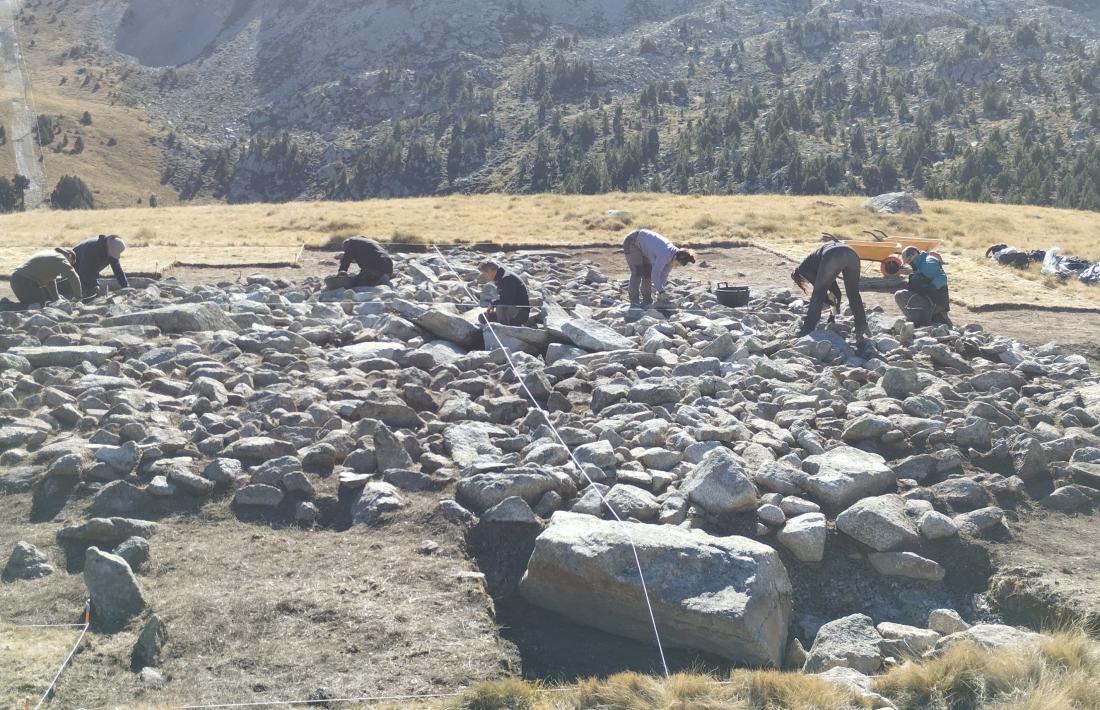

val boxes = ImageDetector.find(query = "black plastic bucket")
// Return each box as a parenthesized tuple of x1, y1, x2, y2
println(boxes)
(715, 283, 750, 307)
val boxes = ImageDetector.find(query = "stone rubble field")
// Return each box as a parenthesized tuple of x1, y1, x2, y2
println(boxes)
(3, 248, 1100, 703)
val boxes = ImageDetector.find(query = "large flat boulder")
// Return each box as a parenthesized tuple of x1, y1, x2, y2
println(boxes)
(803, 613, 884, 675)
(444, 422, 506, 467)
(680, 447, 757, 515)
(931, 623, 1043, 655)
(544, 301, 633, 352)
(102, 303, 238, 333)
(417, 307, 482, 348)
(10, 345, 117, 368)
(519, 512, 792, 666)
(561, 318, 634, 353)
(836, 494, 919, 552)
(456, 471, 561, 513)
(802, 447, 897, 512)
(483, 323, 552, 355)
(222, 437, 297, 462)
(864, 192, 921, 214)
(58, 517, 159, 545)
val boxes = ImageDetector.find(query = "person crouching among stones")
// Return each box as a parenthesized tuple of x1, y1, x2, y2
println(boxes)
(791, 242, 869, 342)
(334, 236, 393, 288)
(894, 246, 952, 327)
(2, 248, 83, 311)
(622, 229, 695, 307)
(62, 234, 128, 300)
(478, 260, 530, 327)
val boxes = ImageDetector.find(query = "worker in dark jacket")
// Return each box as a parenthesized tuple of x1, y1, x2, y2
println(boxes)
(70, 234, 128, 299)
(791, 242, 869, 341)
(479, 260, 530, 327)
(2, 248, 82, 310)
(894, 246, 952, 326)
(337, 237, 393, 287)
(621, 229, 696, 306)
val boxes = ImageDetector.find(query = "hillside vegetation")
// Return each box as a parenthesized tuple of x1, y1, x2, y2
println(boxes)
(11, 0, 1100, 211)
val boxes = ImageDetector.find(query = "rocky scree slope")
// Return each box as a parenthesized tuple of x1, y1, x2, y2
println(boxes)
(2, 249, 1099, 695)
(40, 0, 1100, 204)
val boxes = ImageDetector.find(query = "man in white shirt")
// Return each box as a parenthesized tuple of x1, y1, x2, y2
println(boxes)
(622, 229, 696, 306)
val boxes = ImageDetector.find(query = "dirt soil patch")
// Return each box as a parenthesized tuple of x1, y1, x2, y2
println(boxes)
(986, 510, 1100, 633)
(0, 488, 515, 706)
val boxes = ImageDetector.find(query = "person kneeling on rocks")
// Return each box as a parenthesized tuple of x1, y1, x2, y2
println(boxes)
(61, 234, 129, 300)
(478, 260, 530, 327)
(622, 229, 695, 307)
(2, 248, 83, 310)
(894, 246, 952, 327)
(334, 237, 393, 288)
(791, 242, 869, 342)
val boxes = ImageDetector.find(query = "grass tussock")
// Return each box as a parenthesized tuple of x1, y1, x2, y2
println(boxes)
(440, 631, 1100, 710)
(873, 629, 1100, 710)
(448, 670, 867, 710)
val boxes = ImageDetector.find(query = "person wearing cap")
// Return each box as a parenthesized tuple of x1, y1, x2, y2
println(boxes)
(71, 234, 129, 299)
(3, 248, 82, 309)
(895, 246, 951, 326)
(621, 229, 696, 307)
(790, 241, 869, 342)
(478, 260, 530, 327)
(337, 237, 393, 287)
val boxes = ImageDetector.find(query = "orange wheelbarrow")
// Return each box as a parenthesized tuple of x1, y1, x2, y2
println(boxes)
(825, 230, 942, 277)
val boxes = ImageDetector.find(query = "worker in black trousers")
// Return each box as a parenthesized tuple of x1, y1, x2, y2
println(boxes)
(337, 237, 394, 287)
(478, 260, 530, 327)
(791, 242, 869, 342)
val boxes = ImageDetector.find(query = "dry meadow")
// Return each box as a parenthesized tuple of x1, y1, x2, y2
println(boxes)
(0, 194, 1097, 309)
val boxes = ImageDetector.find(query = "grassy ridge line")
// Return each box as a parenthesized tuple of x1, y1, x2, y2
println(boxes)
(0, 193, 1094, 307)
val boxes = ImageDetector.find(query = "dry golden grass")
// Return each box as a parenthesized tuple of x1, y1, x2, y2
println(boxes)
(392, 630, 1100, 710)
(394, 670, 869, 710)
(873, 629, 1100, 710)
(0, 624, 82, 707)
(0, 193, 1096, 308)
(8, 9, 183, 210)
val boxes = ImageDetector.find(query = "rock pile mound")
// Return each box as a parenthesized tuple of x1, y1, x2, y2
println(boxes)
(3, 248, 1095, 683)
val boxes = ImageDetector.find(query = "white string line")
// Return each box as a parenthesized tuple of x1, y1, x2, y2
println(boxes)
(34, 602, 90, 710)
(371, 298, 738, 315)
(431, 244, 672, 678)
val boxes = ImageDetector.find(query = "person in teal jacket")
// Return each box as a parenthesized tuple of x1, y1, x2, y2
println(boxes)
(895, 246, 951, 326)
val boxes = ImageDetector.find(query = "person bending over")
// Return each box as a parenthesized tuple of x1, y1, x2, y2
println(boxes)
(4, 248, 82, 310)
(791, 242, 869, 341)
(70, 234, 128, 300)
(479, 260, 530, 327)
(337, 237, 393, 287)
(894, 246, 952, 326)
(621, 229, 695, 307)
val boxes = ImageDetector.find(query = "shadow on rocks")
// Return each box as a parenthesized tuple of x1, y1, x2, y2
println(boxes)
(31, 475, 79, 523)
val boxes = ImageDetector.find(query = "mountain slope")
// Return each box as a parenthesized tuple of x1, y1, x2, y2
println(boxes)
(18, 0, 1100, 209)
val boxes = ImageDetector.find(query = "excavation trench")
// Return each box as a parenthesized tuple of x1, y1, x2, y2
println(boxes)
(463, 511, 997, 681)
